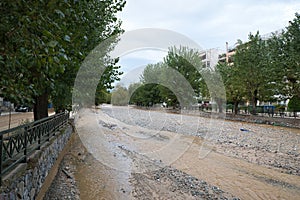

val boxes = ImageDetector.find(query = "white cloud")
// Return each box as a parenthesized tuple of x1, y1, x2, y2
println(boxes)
(117, 50, 167, 87)
(118, 0, 300, 49)
(114, 0, 300, 81)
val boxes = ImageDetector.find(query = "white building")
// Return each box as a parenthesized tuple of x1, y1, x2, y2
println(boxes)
(199, 48, 220, 69)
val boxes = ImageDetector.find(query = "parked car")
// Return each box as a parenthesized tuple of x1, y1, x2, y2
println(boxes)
(15, 105, 31, 112)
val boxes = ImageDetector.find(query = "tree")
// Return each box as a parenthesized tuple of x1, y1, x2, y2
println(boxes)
(129, 63, 172, 107)
(288, 95, 300, 118)
(234, 33, 273, 114)
(279, 13, 300, 98)
(130, 84, 162, 106)
(164, 46, 207, 98)
(216, 62, 246, 114)
(217, 13, 300, 116)
(0, 0, 126, 120)
(94, 57, 123, 106)
(128, 82, 142, 105)
(129, 47, 211, 109)
(111, 84, 128, 106)
(263, 13, 300, 107)
(95, 89, 111, 105)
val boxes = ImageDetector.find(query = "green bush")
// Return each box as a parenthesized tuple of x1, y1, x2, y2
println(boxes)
(288, 96, 300, 116)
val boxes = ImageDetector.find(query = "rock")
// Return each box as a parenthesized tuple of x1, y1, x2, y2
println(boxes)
(30, 188, 35, 200)
(17, 181, 24, 198)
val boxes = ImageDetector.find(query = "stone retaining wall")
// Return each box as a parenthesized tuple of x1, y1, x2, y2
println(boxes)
(0, 124, 73, 200)
(223, 113, 300, 129)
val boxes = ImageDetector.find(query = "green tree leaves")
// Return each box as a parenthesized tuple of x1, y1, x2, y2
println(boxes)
(111, 85, 129, 106)
(0, 0, 126, 119)
(233, 32, 272, 114)
(219, 13, 300, 115)
(128, 46, 207, 108)
(288, 95, 300, 117)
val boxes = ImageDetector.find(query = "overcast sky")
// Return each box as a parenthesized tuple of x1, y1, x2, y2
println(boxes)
(118, 0, 299, 49)
(115, 0, 299, 86)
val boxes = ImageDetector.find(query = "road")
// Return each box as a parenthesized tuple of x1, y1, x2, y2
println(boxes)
(70, 106, 300, 199)
(0, 110, 55, 132)
(0, 112, 34, 131)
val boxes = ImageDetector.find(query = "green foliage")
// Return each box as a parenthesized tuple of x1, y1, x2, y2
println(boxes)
(126, 13, 300, 114)
(234, 32, 274, 114)
(95, 89, 111, 105)
(140, 62, 179, 107)
(129, 83, 175, 107)
(131, 46, 207, 108)
(288, 95, 300, 114)
(218, 13, 300, 115)
(164, 46, 206, 97)
(275, 13, 300, 98)
(94, 57, 123, 106)
(111, 85, 129, 106)
(216, 62, 245, 114)
(0, 0, 126, 119)
(217, 33, 270, 114)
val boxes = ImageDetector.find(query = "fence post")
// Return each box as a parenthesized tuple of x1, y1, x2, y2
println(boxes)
(47, 121, 50, 141)
(23, 127, 27, 163)
(37, 125, 41, 150)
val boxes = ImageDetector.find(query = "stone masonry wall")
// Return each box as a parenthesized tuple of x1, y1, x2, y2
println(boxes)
(0, 124, 73, 200)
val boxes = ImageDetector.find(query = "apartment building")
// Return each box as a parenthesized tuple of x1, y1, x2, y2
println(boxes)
(199, 48, 220, 69)
(219, 29, 283, 66)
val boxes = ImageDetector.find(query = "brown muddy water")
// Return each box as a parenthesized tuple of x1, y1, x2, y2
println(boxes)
(74, 107, 300, 199)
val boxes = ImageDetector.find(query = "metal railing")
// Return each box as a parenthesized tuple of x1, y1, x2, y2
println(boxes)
(0, 112, 69, 185)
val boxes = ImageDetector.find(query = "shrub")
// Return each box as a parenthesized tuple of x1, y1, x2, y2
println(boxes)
(288, 96, 300, 117)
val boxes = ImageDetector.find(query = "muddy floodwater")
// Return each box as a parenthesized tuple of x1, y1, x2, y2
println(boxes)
(73, 106, 300, 199)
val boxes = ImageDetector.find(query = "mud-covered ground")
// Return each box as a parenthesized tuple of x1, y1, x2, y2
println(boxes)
(43, 132, 238, 200)
(102, 106, 300, 176)
(43, 106, 300, 199)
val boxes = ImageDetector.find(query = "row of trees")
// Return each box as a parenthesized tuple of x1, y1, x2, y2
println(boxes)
(114, 13, 299, 115)
(216, 13, 300, 115)
(111, 46, 222, 110)
(0, 0, 126, 120)
(127, 47, 209, 108)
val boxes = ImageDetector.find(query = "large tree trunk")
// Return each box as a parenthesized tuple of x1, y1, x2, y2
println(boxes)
(34, 92, 49, 120)
(234, 100, 239, 115)
(251, 98, 257, 115)
(251, 90, 258, 115)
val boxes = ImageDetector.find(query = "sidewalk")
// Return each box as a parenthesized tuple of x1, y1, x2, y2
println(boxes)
(0, 111, 18, 116)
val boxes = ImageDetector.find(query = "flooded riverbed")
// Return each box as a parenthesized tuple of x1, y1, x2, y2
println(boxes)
(74, 106, 300, 199)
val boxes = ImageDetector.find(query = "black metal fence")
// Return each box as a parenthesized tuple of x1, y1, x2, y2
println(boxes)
(0, 112, 69, 184)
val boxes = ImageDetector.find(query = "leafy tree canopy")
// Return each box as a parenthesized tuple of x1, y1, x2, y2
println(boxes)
(0, 0, 126, 119)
